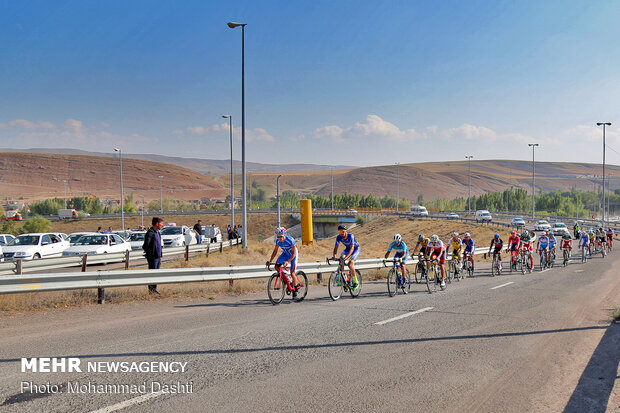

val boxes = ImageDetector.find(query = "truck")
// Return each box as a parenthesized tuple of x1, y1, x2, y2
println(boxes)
(58, 209, 78, 219)
(1, 210, 22, 221)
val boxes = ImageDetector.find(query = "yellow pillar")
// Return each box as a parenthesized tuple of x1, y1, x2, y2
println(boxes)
(300, 199, 313, 245)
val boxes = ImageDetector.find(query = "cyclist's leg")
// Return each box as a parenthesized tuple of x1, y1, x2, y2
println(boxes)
(289, 256, 300, 287)
(439, 250, 447, 281)
(348, 247, 360, 285)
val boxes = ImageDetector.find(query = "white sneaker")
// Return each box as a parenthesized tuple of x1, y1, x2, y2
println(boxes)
(440, 280, 446, 288)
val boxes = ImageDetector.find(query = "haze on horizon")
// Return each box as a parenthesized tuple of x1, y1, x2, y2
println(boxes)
(1, 1, 620, 168)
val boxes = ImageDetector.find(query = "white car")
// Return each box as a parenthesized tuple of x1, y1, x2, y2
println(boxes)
(552, 222, 571, 237)
(511, 217, 526, 228)
(62, 234, 131, 256)
(127, 231, 164, 251)
(160, 225, 196, 247)
(534, 220, 552, 232)
(67, 232, 97, 245)
(3, 233, 70, 260)
(0, 234, 16, 246)
(201, 226, 222, 244)
(411, 205, 429, 217)
(446, 212, 459, 219)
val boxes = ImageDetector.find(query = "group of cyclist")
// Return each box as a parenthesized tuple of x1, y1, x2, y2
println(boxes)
(577, 226, 614, 257)
(268, 223, 615, 298)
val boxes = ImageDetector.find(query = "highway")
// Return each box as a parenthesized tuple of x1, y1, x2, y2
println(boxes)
(0, 250, 618, 412)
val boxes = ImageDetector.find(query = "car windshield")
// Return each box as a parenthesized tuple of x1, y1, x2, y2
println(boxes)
(554, 223, 566, 228)
(160, 227, 182, 235)
(129, 233, 145, 241)
(75, 235, 108, 246)
(538, 221, 549, 225)
(8, 235, 40, 246)
(69, 234, 88, 243)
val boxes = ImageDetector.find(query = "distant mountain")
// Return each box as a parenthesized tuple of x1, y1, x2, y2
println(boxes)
(0, 148, 354, 174)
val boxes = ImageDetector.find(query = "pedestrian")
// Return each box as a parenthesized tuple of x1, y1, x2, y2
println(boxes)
(194, 219, 203, 245)
(227, 225, 233, 240)
(143, 217, 164, 296)
(96, 226, 102, 233)
(210, 223, 219, 243)
(104, 226, 112, 234)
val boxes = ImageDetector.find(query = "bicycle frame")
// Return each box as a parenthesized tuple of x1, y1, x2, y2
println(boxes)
(267, 262, 295, 292)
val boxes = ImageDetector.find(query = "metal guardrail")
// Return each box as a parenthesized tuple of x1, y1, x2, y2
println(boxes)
(0, 238, 241, 275)
(0, 250, 487, 295)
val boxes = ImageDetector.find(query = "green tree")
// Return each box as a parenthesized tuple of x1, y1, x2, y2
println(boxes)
(21, 217, 52, 234)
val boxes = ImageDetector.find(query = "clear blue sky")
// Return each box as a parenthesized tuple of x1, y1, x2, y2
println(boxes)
(1, 0, 619, 167)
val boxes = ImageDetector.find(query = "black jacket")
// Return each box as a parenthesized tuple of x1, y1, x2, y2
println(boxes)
(142, 227, 162, 259)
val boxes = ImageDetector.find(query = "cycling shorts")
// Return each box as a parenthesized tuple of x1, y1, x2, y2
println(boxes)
(562, 241, 571, 248)
(492, 246, 502, 254)
(538, 244, 548, 251)
(523, 243, 533, 252)
(394, 251, 408, 263)
(341, 246, 360, 262)
(607, 234, 613, 240)
(451, 248, 461, 257)
(276, 252, 297, 272)
(510, 243, 520, 252)
(430, 249, 446, 263)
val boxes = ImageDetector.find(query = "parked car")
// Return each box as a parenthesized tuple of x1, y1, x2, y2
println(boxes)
(410, 205, 429, 217)
(446, 212, 459, 219)
(534, 220, 552, 232)
(67, 232, 96, 245)
(475, 209, 493, 222)
(2, 233, 70, 260)
(160, 225, 196, 247)
(127, 231, 164, 251)
(552, 222, 571, 237)
(111, 230, 131, 241)
(0, 234, 15, 246)
(511, 217, 526, 228)
(62, 234, 131, 256)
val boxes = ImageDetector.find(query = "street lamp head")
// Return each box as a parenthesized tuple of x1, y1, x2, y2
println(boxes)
(227, 22, 246, 28)
(528, 143, 539, 147)
(222, 115, 231, 119)
(597, 122, 611, 126)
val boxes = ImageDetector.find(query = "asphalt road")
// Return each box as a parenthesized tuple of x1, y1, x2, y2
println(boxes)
(0, 249, 618, 413)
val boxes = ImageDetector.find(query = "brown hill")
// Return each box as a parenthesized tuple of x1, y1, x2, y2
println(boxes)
(0, 152, 225, 203)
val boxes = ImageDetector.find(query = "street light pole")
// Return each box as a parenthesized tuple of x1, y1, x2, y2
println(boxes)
(396, 162, 400, 213)
(330, 167, 334, 211)
(158, 175, 164, 213)
(597, 122, 611, 227)
(276, 175, 282, 227)
(228, 21, 248, 248)
(222, 114, 235, 228)
(114, 148, 124, 230)
(465, 155, 473, 214)
(63, 180, 67, 209)
(528, 144, 539, 219)
(140, 195, 144, 227)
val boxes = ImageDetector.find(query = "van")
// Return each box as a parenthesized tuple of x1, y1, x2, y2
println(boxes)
(410, 205, 429, 217)
(475, 209, 493, 222)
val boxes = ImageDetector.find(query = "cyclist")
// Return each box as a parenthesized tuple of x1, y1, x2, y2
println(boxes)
(561, 232, 573, 258)
(588, 230, 595, 255)
(462, 232, 476, 273)
(425, 234, 447, 288)
(596, 227, 607, 251)
(449, 232, 463, 267)
(606, 227, 614, 250)
(579, 230, 590, 257)
(536, 231, 550, 265)
(507, 230, 521, 269)
(412, 234, 430, 256)
(384, 234, 409, 286)
(488, 233, 504, 271)
(268, 227, 300, 297)
(521, 229, 535, 269)
(573, 222, 581, 239)
(548, 231, 557, 260)
(332, 225, 361, 290)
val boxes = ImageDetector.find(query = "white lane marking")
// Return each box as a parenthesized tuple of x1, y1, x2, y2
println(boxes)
(375, 307, 434, 325)
(574, 270, 584, 273)
(540, 269, 550, 273)
(490, 282, 514, 290)
(89, 392, 163, 413)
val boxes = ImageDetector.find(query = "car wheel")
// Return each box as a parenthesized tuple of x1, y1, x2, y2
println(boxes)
(33, 253, 41, 259)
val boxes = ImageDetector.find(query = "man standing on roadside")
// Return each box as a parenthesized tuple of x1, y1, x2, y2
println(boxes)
(194, 220, 203, 245)
(143, 217, 164, 296)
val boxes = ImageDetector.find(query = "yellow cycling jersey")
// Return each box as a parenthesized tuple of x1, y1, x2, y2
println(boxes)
(450, 239, 462, 251)
(417, 238, 430, 250)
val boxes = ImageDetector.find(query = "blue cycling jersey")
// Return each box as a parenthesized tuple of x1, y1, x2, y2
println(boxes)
(275, 235, 296, 255)
(579, 234, 590, 246)
(463, 238, 476, 250)
(335, 233, 360, 250)
(538, 236, 549, 247)
(388, 240, 408, 254)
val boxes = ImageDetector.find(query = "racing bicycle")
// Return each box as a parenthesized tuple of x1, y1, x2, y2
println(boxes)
(266, 262, 308, 305)
(327, 257, 362, 300)
(384, 257, 410, 296)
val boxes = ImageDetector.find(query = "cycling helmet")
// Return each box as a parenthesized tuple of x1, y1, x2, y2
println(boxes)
(452, 232, 459, 238)
(522, 229, 528, 236)
(430, 234, 439, 243)
(510, 231, 516, 236)
(463, 232, 471, 238)
(549, 231, 554, 237)
(337, 225, 347, 231)
(418, 234, 425, 242)
(275, 227, 287, 236)
(393, 233, 402, 242)
(494, 233, 500, 238)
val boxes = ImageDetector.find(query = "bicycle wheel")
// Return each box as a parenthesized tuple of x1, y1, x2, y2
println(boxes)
(403, 269, 411, 293)
(426, 265, 437, 293)
(387, 268, 398, 297)
(563, 250, 568, 266)
(581, 247, 587, 263)
(415, 262, 425, 283)
(491, 260, 497, 277)
(454, 261, 462, 281)
(267, 273, 285, 305)
(447, 260, 454, 283)
(328, 271, 343, 301)
(540, 255, 545, 271)
(293, 271, 308, 302)
(349, 270, 362, 298)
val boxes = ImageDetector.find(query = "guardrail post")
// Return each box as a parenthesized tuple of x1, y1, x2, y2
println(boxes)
(185, 245, 189, 261)
(206, 243, 209, 257)
(15, 260, 22, 275)
(229, 239, 232, 248)
(229, 265, 234, 288)
(124, 250, 130, 270)
(317, 272, 322, 283)
(220, 241, 223, 253)
(97, 288, 105, 305)
(81, 254, 87, 272)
